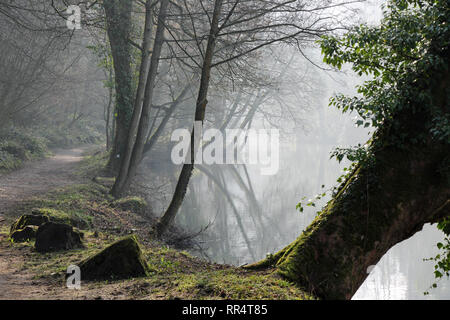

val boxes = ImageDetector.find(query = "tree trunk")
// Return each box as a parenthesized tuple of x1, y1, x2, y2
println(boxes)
(246, 70, 450, 300)
(104, 0, 134, 173)
(156, 0, 224, 237)
(113, 0, 168, 197)
(105, 67, 114, 151)
(111, 0, 160, 197)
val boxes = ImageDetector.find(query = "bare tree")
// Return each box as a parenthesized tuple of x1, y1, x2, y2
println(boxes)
(155, 0, 360, 236)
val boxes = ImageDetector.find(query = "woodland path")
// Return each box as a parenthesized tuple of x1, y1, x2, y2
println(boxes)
(0, 146, 103, 300)
(0, 146, 91, 214)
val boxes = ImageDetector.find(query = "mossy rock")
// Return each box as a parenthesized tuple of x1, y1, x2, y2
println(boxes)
(35, 222, 84, 253)
(10, 214, 49, 234)
(78, 235, 152, 281)
(9, 226, 38, 243)
(111, 197, 148, 215)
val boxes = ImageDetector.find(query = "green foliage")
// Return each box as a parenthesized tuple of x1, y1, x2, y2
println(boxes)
(321, 0, 450, 151)
(0, 124, 103, 174)
(424, 218, 450, 294)
(297, 0, 450, 219)
(330, 144, 370, 164)
(87, 43, 115, 91)
(319, 0, 450, 291)
(0, 129, 49, 172)
(6, 129, 48, 156)
(0, 148, 24, 172)
(296, 184, 327, 215)
(296, 162, 359, 216)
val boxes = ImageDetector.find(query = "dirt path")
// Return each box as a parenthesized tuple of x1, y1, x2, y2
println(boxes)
(0, 239, 53, 299)
(0, 146, 166, 300)
(0, 146, 94, 299)
(0, 147, 91, 215)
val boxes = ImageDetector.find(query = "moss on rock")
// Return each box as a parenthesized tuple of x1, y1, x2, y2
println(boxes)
(32, 208, 90, 229)
(10, 214, 49, 234)
(78, 235, 152, 281)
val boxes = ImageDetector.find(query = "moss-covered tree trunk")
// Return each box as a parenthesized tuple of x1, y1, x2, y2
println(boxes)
(247, 70, 450, 300)
(103, 0, 134, 173)
(111, 0, 167, 197)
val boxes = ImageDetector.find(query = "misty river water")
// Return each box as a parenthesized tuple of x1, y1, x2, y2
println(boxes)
(353, 224, 450, 300)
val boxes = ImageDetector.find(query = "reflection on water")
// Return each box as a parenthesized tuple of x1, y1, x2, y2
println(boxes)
(353, 224, 450, 300)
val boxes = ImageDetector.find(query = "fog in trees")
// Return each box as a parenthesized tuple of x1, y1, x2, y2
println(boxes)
(1, 0, 448, 300)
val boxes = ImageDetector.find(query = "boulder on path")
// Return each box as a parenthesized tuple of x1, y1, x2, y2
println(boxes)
(78, 235, 151, 281)
(35, 222, 84, 253)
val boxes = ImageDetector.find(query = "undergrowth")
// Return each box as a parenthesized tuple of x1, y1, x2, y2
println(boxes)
(0, 125, 103, 173)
